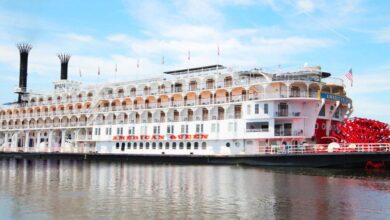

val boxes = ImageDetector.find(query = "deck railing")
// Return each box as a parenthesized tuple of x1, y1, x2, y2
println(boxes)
(258, 143, 390, 155)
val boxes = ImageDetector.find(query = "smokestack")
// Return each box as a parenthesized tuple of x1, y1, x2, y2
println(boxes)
(58, 53, 71, 80)
(16, 43, 32, 103)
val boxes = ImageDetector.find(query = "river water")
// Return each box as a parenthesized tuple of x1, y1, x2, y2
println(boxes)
(0, 159, 389, 220)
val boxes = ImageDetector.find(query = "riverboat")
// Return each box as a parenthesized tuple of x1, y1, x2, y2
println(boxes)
(0, 44, 389, 168)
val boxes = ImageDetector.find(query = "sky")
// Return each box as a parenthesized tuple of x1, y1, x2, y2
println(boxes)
(0, 0, 389, 123)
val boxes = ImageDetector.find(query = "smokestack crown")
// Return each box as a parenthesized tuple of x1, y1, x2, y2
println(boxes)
(17, 43, 32, 54)
(58, 53, 71, 63)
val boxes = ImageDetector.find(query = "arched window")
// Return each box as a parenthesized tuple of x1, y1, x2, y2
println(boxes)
(186, 142, 191, 150)
(159, 142, 163, 149)
(179, 142, 184, 149)
(121, 143, 125, 151)
(165, 142, 169, 149)
(127, 142, 131, 149)
(133, 142, 137, 149)
(152, 142, 156, 149)
(202, 142, 207, 150)
(146, 142, 150, 149)
(116, 143, 120, 149)
(194, 142, 199, 150)
(139, 142, 144, 149)
(172, 142, 177, 149)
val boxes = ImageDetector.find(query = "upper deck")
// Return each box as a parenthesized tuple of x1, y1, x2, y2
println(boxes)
(0, 65, 348, 123)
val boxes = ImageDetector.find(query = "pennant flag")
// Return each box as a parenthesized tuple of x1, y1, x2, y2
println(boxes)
(345, 68, 353, 87)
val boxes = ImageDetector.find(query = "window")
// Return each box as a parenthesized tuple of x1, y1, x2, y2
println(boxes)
(106, 127, 112, 135)
(319, 106, 325, 116)
(181, 125, 188, 134)
(139, 142, 143, 149)
(334, 108, 340, 118)
(246, 122, 269, 132)
(166, 125, 174, 134)
(201, 142, 207, 150)
(315, 123, 318, 129)
(153, 126, 160, 134)
(226, 142, 231, 147)
(322, 124, 326, 129)
(127, 142, 131, 149)
(116, 142, 120, 149)
(152, 142, 156, 149)
(172, 142, 177, 149)
(196, 124, 204, 133)
(255, 104, 259, 114)
(133, 142, 137, 149)
(165, 142, 169, 149)
(116, 127, 123, 135)
(186, 142, 191, 150)
(179, 142, 184, 149)
(159, 142, 163, 149)
(194, 142, 199, 150)
(264, 104, 268, 114)
(95, 128, 101, 135)
(146, 142, 150, 149)
(228, 122, 234, 132)
(128, 127, 135, 135)
(121, 143, 125, 151)
(278, 103, 288, 116)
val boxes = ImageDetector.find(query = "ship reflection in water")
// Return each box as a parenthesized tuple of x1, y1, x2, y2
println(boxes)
(0, 159, 389, 219)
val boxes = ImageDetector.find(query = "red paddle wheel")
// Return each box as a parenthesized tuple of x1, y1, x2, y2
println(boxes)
(330, 117, 390, 143)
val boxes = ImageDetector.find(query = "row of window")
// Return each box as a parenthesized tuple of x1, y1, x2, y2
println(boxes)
(115, 141, 208, 151)
(95, 122, 237, 135)
(94, 123, 218, 135)
(248, 103, 269, 115)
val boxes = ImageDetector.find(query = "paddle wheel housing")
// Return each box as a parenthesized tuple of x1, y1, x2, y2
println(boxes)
(331, 117, 390, 143)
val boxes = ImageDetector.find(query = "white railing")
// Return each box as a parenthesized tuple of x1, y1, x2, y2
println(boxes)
(258, 143, 390, 155)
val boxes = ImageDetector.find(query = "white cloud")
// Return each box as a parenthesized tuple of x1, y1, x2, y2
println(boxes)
(374, 27, 390, 43)
(296, 0, 315, 13)
(63, 34, 96, 44)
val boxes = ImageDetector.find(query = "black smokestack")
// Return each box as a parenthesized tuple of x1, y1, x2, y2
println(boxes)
(58, 53, 71, 80)
(16, 43, 32, 103)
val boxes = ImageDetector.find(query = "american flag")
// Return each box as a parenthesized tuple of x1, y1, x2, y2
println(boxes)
(345, 68, 353, 87)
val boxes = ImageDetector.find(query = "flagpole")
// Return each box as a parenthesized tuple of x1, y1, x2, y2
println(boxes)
(161, 55, 165, 79)
(217, 45, 220, 71)
(114, 63, 117, 82)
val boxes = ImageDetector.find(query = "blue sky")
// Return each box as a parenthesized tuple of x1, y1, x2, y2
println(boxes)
(0, 0, 389, 123)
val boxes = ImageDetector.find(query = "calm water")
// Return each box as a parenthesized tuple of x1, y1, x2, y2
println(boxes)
(0, 159, 389, 220)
